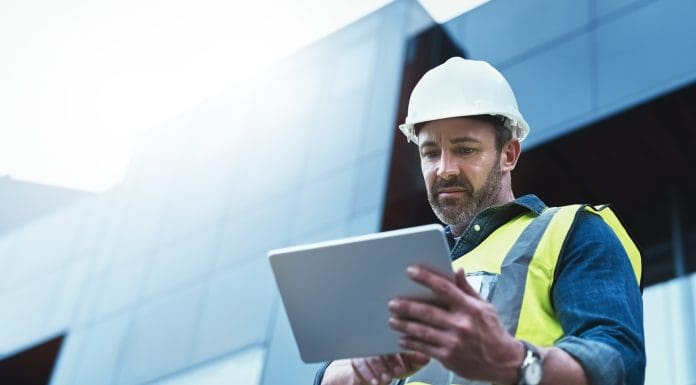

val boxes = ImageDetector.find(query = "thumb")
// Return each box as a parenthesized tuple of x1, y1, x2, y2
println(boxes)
(455, 268, 479, 297)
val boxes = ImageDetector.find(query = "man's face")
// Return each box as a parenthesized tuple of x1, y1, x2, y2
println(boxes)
(418, 117, 503, 228)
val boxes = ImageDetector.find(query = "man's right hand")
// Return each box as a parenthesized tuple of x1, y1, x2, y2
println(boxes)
(321, 352, 430, 385)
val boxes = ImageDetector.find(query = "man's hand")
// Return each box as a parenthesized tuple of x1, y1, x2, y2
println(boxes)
(321, 352, 430, 385)
(387, 266, 524, 384)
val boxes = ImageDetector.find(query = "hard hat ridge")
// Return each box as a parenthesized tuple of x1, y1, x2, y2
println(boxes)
(399, 57, 530, 144)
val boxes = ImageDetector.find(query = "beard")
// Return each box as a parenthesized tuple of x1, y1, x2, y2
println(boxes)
(427, 160, 503, 229)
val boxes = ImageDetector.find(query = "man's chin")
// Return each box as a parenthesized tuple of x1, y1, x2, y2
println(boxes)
(434, 206, 464, 222)
(437, 197, 468, 208)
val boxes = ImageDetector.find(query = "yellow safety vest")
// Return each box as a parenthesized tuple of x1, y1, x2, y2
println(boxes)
(404, 204, 641, 385)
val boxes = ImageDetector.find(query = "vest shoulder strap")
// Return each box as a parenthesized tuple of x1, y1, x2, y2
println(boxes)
(581, 205, 642, 284)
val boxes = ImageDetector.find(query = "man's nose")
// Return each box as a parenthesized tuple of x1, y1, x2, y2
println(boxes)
(436, 152, 459, 179)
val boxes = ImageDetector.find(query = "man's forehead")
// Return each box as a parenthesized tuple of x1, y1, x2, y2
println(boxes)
(418, 135, 482, 148)
(417, 118, 493, 145)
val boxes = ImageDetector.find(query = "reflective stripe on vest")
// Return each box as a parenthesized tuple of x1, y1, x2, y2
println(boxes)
(404, 204, 641, 385)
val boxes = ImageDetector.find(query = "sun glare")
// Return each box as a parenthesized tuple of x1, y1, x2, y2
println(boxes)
(0, 0, 470, 192)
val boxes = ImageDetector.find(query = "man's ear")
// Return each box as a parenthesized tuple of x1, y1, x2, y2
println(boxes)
(500, 139, 521, 172)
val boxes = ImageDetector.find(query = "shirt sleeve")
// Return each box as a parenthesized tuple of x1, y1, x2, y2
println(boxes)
(314, 362, 404, 385)
(313, 361, 332, 385)
(551, 210, 646, 385)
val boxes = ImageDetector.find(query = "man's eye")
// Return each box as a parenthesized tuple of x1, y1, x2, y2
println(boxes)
(421, 151, 439, 158)
(456, 147, 474, 155)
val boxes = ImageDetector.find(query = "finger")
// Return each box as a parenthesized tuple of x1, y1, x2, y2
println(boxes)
(407, 265, 465, 306)
(399, 336, 447, 363)
(388, 299, 452, 329)
(381, 354, 406, 378)
(389, 317, 452, 347)
(351, 358, 378, 385)
(365, 356, 393, 385)
(400, 351, 430, 370)
(455, 268, 480, 298)
(394, 351, 429, 378)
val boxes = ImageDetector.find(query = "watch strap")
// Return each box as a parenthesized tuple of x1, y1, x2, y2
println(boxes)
(517, 340, 543, 385)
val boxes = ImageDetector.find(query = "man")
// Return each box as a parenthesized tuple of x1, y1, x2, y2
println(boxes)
(315, 57, 645, 385)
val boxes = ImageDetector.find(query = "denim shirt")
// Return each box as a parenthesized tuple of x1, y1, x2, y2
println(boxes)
(314, 194, 646, 385)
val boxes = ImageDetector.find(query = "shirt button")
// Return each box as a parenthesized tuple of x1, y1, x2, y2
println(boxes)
(474, 224, 481, 232)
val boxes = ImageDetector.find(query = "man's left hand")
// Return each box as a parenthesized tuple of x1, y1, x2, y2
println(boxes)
(388, 266, 524, 384)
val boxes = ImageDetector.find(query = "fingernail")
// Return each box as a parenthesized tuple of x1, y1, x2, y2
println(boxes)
(371, 379, 379, 385)
(382, 373, 391, 382)
(407, 266, 418, 276)
(393, 366, 403, 376)
(388, 299, 396, 308)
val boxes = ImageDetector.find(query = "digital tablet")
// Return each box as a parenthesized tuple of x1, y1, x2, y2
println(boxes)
(268, 224, 453, 363)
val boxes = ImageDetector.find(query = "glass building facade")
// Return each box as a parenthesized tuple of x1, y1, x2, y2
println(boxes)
(1, 0, 695, 384)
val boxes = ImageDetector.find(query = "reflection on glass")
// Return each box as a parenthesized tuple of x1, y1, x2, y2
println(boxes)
(151, 347, 264, 385)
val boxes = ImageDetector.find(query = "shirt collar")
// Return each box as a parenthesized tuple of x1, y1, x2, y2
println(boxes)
(510, 194, 546, 216)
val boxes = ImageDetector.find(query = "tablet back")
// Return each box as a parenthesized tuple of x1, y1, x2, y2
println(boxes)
(268, 224, 452, 363)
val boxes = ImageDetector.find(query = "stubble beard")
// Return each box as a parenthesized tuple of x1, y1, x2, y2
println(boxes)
(427, 161, 503, 230)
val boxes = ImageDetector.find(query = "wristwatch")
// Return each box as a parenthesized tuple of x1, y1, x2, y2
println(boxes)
(517, 340, 543, 385)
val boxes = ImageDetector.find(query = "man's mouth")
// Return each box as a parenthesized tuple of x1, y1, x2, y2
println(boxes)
(437, 187, 468, 198)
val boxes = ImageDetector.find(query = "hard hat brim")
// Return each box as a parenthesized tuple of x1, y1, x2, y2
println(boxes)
(398, 114, 530, 145)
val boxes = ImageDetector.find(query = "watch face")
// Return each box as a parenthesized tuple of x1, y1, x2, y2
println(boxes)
(524, 361, 543, 385)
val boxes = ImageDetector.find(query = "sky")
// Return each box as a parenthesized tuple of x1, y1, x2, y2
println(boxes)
(0, 0, 488, 192)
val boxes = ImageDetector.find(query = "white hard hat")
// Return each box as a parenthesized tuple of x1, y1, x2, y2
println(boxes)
(399, 57, 530, 144)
